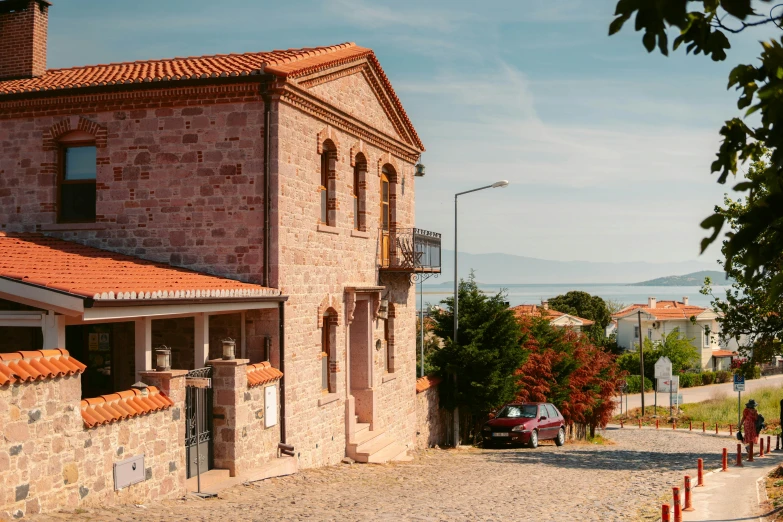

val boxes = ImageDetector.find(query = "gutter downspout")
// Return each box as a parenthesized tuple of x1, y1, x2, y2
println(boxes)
(278, 299, 286, 444)
(261, 79, 273, 288)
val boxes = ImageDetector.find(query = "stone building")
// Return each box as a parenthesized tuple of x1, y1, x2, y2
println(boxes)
(0, 0, 441, 517)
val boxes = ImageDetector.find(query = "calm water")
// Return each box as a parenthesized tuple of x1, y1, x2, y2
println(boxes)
(416, 284, 729, 310)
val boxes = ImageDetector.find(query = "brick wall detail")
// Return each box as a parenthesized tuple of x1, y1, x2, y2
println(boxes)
(0, 0, 48, 80)
(415, 384, 448, 449)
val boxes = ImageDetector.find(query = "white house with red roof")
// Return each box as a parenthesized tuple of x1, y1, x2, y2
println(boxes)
(512, 301, 595, 332)
(613, 297, 735, 371)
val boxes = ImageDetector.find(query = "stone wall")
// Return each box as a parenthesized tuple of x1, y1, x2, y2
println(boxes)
(209, 359, 280, 476)
(0, 371, 186, 519)
(415, 380, 448, 449)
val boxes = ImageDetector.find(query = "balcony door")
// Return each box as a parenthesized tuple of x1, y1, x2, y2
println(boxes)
(380, 168, 390, 266)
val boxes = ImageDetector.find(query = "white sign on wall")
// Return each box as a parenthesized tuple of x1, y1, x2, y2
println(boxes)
(654, 356, 673, 379)
(264, 385, 278, 428)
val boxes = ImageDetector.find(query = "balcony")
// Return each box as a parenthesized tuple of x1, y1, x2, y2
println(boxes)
(378, 228, 441, 273)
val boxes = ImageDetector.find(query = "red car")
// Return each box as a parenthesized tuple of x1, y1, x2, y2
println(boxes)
(482, 402, 565, 448)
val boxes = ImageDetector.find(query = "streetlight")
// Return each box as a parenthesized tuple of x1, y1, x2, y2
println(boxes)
(452, 179, 509, 446)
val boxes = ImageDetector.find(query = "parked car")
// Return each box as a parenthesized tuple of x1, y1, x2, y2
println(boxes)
(482, 402, 565, 448)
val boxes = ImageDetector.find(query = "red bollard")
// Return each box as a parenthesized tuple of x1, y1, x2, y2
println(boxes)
(656, 419, 659, 430)
(639, 419, 642, 429)
(736, 443, 743, 467)
(620, 419, 624, 428)
(722, 448, 728, 471)
(729, 424, 733, 436)
(689, 421, 692, 431)
(696, 458, 704, 487)
(716, 424, 719, 435)
(673, 421, 676, 430)
(662, 504, 671, 522)
(683, 476, 694, 511)
(749, 442, 754, 462)
(703, 422, 706, 433)
(760, 438, 765, 458)
(673, 486, 682, 522)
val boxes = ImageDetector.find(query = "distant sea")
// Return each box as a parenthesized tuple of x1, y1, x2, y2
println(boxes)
(416, 284, 730, 310)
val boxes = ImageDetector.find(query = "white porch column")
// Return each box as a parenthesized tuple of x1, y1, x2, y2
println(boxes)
(134, 317, 152, 381)
(42, 311, 65, 350)
(194, 313, 210, 368)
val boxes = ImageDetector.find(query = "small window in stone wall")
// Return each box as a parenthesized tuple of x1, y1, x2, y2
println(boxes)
(58, 140, 97, 223)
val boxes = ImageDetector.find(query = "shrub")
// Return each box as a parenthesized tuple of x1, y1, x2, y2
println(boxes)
(715, 370, 731, 383)
(626, 375, 653, 394)
(701, 371, 716, 385)
(680, 373, 699, 388)
(753, 365, 762, 379)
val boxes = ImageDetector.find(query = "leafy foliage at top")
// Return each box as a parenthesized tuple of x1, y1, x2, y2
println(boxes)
(610, 0, 783, 299)
(548, 291, 612, 344)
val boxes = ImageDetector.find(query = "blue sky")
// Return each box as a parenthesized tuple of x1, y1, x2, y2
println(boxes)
(48, 0, 778, 265)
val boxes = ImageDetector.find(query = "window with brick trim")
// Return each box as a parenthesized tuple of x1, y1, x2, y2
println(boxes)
(58, 132, 97, 223)
(321, 312, 334, 392)
(319, 140, 337, 226)
(384, 317, 390, 373)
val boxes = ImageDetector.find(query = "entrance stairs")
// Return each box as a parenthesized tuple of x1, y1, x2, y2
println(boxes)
(347, 418, 412, 464)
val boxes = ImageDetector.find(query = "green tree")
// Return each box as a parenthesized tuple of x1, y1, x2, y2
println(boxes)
(430, 272, 526, 444)
(617, 328, 699, 381)
(548, 291, 612, 346)
(415, 315, 441, 377)
(609, 1, 783, 299)
(702, 152, 783, 373)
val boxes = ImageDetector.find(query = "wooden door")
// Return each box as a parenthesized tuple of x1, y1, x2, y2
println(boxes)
(380, 172, 390, 266)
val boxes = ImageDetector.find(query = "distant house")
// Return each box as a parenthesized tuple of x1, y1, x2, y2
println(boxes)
(613, 297, 734, 371)
(606, 320, 618, 338)
(512, 301, 595, 333)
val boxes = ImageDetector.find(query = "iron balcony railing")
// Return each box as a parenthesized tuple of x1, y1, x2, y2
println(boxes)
(379, 227, 441, 272)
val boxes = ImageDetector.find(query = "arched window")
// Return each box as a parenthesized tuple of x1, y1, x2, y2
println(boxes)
(353, 153, 367, 231)
(58, 130, 97, 223)
(319, 140, 337, 226)
(380, 165, 391, 231)
(321, 311, 336, 392)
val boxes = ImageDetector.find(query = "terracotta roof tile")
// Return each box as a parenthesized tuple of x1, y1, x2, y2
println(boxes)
(0, 233, 280, 300)
(0, 349, 85, 386)
(80, 386, 174, 428)
(0, 42, 424, 152)
(246, 361, 283, 387)
(613, 300, 708, 320)
(712, 350, 736, 357)
(416, 375, 441, 394)
(511, 305, 594, 326)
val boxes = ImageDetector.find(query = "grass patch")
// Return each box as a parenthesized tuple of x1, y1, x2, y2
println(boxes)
(764, 466, 783, 519)
(613, 385, 783, 433)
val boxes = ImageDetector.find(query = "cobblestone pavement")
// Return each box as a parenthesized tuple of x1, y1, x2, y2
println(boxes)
(33, 427, 736, 522)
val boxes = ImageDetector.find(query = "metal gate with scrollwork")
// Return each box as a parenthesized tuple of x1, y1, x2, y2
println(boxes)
(185, 367, 213, 479)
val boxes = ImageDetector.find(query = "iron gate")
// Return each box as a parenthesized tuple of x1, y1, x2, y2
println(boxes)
(185, 367, 213, 479)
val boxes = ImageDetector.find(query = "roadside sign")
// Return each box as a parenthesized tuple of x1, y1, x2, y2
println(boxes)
(670, 394, 684, 405)
(658, 376, 679, 393)
(733, 374, 745, 392)
(654, 356, 673, 379)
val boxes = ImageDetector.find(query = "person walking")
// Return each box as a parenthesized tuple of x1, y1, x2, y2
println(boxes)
(742, 399, 759, 455)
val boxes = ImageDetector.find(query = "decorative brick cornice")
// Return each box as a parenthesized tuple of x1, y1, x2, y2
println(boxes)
(350, 141, 369, 167)
(317, 294, 341, 327)
(317, 126, 341, 156)
(280, 84, 419, 164)
(298, 63, 366, 89)
(377, 153, 401, 183)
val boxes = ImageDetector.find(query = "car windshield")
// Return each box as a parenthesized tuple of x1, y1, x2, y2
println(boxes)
(496, 405, 537, 419)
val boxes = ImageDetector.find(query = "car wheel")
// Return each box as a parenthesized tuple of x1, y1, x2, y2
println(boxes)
(528, 430, 538, 449)
(555, 427, 565, 447)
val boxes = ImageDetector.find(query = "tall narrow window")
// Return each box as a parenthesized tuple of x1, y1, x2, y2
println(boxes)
(59, 142, 97, 223)
(384, 318, 391, 373)
(353, 163, 360, 230)
(321, 314, 332, 392)
(380, 167, 390, 231)
(320, 151, 329, 225)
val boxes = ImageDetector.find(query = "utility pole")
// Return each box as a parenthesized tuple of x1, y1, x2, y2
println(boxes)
(638, 309, 645, 416)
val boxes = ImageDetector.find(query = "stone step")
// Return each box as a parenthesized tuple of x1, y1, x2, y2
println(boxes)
(355, 422, 370, 436)
(354, 433, 396, 461)
(392, 447, 413, 462)
(349, 426, 383, 448)
(367, 442, 407, 464)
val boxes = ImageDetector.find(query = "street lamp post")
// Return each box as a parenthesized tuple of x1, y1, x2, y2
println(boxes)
(452, 180, 509, 446)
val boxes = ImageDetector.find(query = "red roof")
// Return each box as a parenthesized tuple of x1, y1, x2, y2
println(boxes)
(614, 300, 708, 320)
(511, 305, 594, 326)
(712, 350, 736, 357)
(416, 375, 441, 393)
(80, 386, 174, 428)
(0, 42, 424, 151)
(246, 361, 283, 388)
(0, 233, 280, 300)
(0, 349, 85, 386)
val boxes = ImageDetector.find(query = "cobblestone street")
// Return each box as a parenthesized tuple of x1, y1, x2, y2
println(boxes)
(32, 428, 734, 522)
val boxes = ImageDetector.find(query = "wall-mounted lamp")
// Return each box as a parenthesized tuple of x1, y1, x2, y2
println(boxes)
(222, 337, 236, 360)
(378, 298, 389, 320)
(131, 381, 150, 397)
(415, 163, 425, 177)
(155, 345, 171, 371)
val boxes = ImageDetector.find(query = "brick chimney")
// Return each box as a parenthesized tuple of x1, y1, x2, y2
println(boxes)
(647, 297, 656, 309)
(0, 0, 50, 80)
(683, 296, 689, 305)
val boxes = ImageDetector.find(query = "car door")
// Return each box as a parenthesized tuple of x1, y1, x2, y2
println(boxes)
(545, 404, 561, 439)
(537, 404, 552, 439)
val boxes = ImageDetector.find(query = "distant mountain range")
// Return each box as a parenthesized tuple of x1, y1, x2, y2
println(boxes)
(431, 250, 722, 285)
(631, 270, 731, 286)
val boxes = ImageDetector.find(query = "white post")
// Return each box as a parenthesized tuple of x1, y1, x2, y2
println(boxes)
(194, 313, 210, 368)
(41, 311, 65, 349)
(134, 317, 152, 381)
